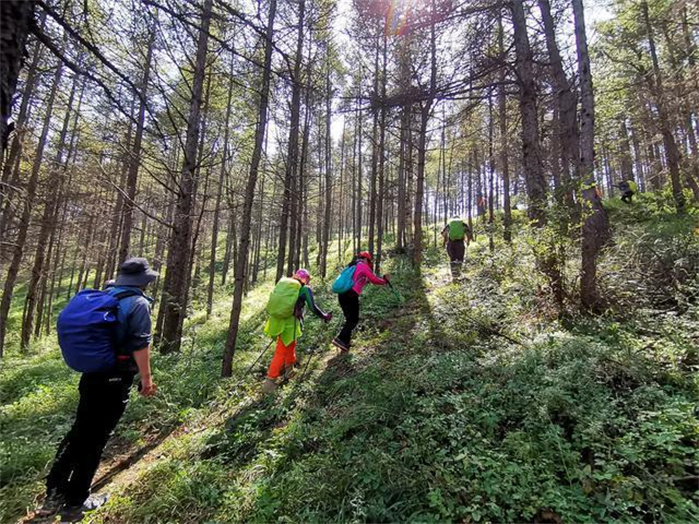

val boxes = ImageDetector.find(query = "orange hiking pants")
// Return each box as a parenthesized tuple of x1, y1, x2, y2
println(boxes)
(267, 337, 297, 379)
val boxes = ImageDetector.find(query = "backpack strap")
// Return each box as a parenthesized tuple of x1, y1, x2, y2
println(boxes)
(111, 289, 140, 301)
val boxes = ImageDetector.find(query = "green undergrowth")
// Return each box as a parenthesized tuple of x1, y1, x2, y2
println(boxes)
(91, 223, 697, 522)
(3, 204, 699, 523)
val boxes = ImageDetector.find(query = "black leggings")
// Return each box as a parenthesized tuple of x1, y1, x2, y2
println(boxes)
(337, 290, 360, 347)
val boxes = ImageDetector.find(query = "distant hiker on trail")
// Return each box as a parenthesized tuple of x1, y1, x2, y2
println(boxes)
(263, 269, 332, 393)
(331, 251, 389, 353)
(41, 258, 158, 517)
(616, 179, 638, 204)
(442, 217, 472, 278)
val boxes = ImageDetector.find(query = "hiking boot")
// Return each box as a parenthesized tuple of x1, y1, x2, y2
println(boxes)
(35, 492, 66, 516)
(331, 338, 349, 353)
(283, 364, 297, 380)
(262, 378, 277, 393)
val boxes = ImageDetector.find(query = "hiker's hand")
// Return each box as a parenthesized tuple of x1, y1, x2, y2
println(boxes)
(383, 274, 390, 282)
(324, 313, 333, 323)
(139, 377, 157, 397)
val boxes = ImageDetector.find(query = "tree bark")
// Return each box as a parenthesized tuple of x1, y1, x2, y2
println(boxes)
(21, 69, 79, 348)
(118, 22, 155, 265)
(641, 0, 685, 212)
(498, 14, 512, 242)
(537, 0, 578, 205)
(413, 0, 438, 265)
(207, 52, 235, 316)
(0, 0, 35, 161)
(0, 60, 62, 356)
(511, 0, 547, 227)
(574, 0, 610, 311)
(222, 0, 277, 377)
(158, 0, 213, 353)
(276, 0, 305, 281)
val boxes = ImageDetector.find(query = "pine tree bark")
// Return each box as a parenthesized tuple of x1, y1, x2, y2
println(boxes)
(207, 52, 235, 316)
(0, 0, 35, 161)
(222, 0, 277, 377)
(0, 29, 44, 237)
(158, 0, 213, 353)
(413, 0, 438, 265)
(511, 0, 547, 227)
(574, 0, 610, 311)
(498, 14, 512, 242)
(320, 56, 332, 278)
(21, 69, 79, 348)
(276, 0, 305, 281)
(118, 23, 155, 265)
(0, 60, 62, 356)
(537, 0, 578, 204)
(375, 32, 388, 272)
(641, 0, 685, 211)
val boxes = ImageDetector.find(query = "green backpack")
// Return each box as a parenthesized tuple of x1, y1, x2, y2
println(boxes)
(448, 219, 466, 241)
(266, 278, 301, 319)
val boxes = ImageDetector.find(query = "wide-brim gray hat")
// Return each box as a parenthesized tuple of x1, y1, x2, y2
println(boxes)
(115, 257, 159, 287)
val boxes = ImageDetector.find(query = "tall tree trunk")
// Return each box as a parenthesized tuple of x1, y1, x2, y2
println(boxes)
(574, 0, 610, 310)
(498, 14, 512, 242)
(0, 27, 44, 237)
(21, 69, 79, 348)
(158, 0, 213, 353)
(0, 60, 62, 357)
(511, 0, 547, 227)
(537, 0, 578, 204)
(276, 0, 305, 281)
(0, 0, 35, 161)
(118, 22, 155, 264)
(320, 56, 332, 278)
(488, 95, 495, 252)
(413, 1, 437, 265)
(356, 94, 364, 250)
(641, 0, 685, 211)
(368, 36, 381, 257)
(222, 0, 277, 377)
(375, 32, 387, 272)
(207, 52, 235, 317)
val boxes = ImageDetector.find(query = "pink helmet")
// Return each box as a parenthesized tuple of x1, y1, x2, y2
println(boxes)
(294, 268, 311, 284)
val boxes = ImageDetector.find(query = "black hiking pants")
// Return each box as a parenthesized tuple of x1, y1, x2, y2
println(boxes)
(46, 368, 134, 505)
(447, 239, 465, 276)
(621, 191, 633, 204)
(337, 289, 360, 347)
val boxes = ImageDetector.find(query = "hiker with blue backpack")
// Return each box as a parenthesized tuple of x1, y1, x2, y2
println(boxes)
(442, 217, 472, 278)
(40, 258, 158, 516)
(331, 251, 389, 353)
(262, 269, 332, 393)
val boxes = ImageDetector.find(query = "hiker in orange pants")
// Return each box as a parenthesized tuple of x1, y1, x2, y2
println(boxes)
(263, 269, 331, 392)
(267, 338, 298, 382)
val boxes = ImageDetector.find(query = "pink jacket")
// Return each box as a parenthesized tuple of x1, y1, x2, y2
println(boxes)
(352, 260, 387, 295)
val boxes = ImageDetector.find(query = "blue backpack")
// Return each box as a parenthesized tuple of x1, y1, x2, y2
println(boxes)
(57, 289, 135, 373)
(331, 265, 357, 294)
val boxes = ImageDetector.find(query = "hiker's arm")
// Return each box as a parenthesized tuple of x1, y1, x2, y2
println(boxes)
(366, 268, 388, 285)
(127, 300, 156, 396)
(133, 346, 156, 397)
(303, 287, 330, 321)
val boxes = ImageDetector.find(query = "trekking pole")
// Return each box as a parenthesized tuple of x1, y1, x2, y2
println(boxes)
(221, 338, 275, 401)
(384, 277, 402, 301)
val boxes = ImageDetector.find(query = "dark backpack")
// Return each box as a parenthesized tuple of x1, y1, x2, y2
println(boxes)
(56, 289, 136, 373)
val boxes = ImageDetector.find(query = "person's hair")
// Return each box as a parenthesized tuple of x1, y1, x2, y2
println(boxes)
(348, 255, 359, 267)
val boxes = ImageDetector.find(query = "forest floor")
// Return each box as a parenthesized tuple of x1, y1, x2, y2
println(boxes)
(2, 195, 699, 523)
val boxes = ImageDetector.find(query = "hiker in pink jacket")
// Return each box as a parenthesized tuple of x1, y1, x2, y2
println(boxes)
(332, 251, 389, 352)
